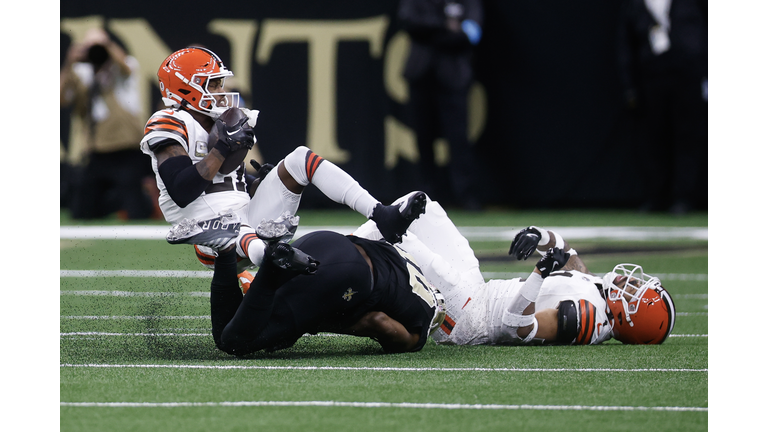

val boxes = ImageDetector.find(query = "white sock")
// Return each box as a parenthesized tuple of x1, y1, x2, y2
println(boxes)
(283, 146, 379, 218)
(236, 227, 266, 266)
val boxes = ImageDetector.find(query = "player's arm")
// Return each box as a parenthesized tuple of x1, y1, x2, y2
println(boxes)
(156, 141, 225, 181)
(530, 308, 558, 341)
(500, 248, 569, 343)
(152, 140, 224, 208)
(151, 114, 253, 207)
(338, 311, 421, 353)
(102, 38, 133, 77)
(509, 226, 591, 274)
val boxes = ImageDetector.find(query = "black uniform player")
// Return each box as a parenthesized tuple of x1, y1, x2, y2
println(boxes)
(209, 231, 445, 356)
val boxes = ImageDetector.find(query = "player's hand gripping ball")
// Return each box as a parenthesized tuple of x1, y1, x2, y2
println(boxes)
(209, 107, 255, 174)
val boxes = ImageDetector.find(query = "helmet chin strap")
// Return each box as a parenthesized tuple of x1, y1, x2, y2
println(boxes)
(163, 93, 225, 120)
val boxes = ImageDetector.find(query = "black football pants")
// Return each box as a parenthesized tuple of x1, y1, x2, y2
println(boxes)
(210, 231, 374, 356)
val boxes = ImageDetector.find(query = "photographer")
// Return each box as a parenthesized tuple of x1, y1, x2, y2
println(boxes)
(60, 27, 156, 220)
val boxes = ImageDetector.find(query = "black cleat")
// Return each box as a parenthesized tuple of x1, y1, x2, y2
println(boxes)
(264, 242, 319, 275)
(370, 191, 427, 244)
(166, 212, 240, 250)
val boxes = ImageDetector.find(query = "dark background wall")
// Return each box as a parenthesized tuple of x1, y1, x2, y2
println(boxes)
(60, 0, 704, 210)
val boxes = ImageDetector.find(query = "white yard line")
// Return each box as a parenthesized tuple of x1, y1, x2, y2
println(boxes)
(59, 400, 707, 412)
(60, 363, 708, 373)
(60, 332, 345, 337)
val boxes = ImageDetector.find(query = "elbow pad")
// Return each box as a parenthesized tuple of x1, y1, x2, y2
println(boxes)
(158, 156, 211, 208)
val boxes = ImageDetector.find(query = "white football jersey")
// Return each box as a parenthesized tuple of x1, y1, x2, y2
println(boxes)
(535, 270, 613, 345)
(357, 194, 614, 346)
(140, 108, 249, 224)
(435, 271, 612, 346)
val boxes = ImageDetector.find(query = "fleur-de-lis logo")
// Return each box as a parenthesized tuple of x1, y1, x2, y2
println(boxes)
(342, 288, 357, 302)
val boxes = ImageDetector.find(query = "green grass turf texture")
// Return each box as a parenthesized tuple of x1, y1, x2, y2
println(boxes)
(60, 209, 708, 431)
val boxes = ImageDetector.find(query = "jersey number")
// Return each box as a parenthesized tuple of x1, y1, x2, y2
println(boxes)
(395, 246, 446, 335)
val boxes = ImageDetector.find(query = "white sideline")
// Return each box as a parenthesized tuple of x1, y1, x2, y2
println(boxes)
(60, 225, 709, 241)
(60, 363, 708, 372)
(59, 400, 708, 412)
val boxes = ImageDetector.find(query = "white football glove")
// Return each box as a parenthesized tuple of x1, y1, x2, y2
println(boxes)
(239, 107, 260, 128)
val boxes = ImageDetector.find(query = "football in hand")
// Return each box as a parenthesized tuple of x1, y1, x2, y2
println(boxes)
(209, 107, 250, 174)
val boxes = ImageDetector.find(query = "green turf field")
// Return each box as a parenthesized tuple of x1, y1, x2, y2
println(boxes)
(60, 208, 708, 431)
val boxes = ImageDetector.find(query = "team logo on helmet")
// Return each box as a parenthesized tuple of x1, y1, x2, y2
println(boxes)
(156, 46, 240, 119)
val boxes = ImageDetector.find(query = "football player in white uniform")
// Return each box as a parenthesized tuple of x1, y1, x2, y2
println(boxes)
(140, 46, 426, 277)
(353, 192, 676, 346)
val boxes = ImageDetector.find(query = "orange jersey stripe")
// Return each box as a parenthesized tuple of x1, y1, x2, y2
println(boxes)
(305, 152, 324, 182)
(144, 115, 189, 142)
(577, 299, 596, 345)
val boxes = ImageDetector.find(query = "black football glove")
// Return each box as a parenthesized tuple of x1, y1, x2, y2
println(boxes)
(213, 115, 255, 157)
(509, 226, 543, 260)
(535, 247, 570, 278)
(250, 160, 274, 180)
(247, 160, 275, 197)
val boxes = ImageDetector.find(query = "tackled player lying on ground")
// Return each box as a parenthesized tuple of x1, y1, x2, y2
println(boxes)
(353, 192, 676, 346)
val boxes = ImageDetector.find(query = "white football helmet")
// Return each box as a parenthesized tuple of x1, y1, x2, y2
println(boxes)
(602, 263, 676, 344)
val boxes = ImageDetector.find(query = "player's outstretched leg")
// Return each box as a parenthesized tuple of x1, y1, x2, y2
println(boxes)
(166, 211, 240, 251)
(370, 191, 428, 244)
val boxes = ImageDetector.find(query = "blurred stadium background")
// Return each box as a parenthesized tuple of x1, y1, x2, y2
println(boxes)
(60, 0, 707, 214)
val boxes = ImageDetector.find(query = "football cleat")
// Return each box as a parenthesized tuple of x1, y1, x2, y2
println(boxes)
(264, 242, 319, 275)
(371, 191, 428, 244)
(255, 212, 300, 244)
(166, 212, 241, 250)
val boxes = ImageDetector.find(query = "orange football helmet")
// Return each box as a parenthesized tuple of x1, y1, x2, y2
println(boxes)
(157, 47, 240, 119)
(602, 264, 676, 344)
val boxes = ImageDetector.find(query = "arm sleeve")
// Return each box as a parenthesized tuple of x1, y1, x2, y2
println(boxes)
(157, 155, 211, 208)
